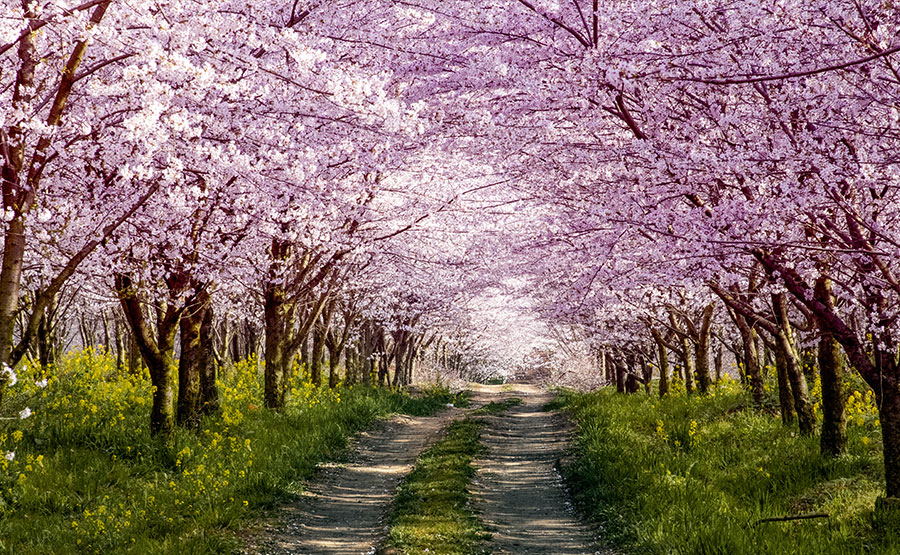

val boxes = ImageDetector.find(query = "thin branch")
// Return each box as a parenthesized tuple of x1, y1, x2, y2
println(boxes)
(684, 44, 900, 85)
(516, 0, 591, 48)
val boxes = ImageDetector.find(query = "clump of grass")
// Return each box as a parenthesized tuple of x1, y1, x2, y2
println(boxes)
(558, 380, 899, 555)
(474, 398, 522, 416)
(400, 385, 471, 416)
(382, 417, 489, 555)
(0, 349, 457, 555)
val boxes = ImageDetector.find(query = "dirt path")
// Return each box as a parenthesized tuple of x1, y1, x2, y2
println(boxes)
(470, 384, 606, 555)
(242, 385, 606, 555)
(242, 408, 463, 555)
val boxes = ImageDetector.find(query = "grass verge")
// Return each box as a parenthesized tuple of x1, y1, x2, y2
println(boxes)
(558, 381, 899, 555)
(0, 349, 458, 555)
(382, 416, 494, 555)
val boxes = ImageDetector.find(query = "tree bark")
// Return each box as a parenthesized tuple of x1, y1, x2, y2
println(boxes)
(264, 278, 289, 408)
(734, 311, 765, 404)
(772, 335, 796, 425)
(310, 322, 325, 386)
(650, 330, 669, 397)
(714, 343, 723, 384)
(177, 295, 204, 428)
(615, 357, 626, 393)
(116, 274, 179, 435)
(772, 293, 816, 435)
(640, 356, 652, 394)
(680, 335, 695, 394)
(815, 277, 847, 457)
(199, 295, 218, 414)
(693, 303, 715, 394)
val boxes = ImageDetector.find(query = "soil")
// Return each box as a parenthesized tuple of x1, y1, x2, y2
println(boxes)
(241, 384, 608, 555)
(470, 384, 608, 554)
(239, 408, 464, 555)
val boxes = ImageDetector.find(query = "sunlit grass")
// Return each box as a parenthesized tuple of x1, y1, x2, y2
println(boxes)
(0, 349, 456, 554)
(559, 376, 899, 554)
(383, 417, 490, 555)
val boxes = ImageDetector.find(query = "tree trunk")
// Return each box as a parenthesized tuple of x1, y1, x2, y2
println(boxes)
(310, 324, 325, 386)
(773, 336, 796, 425)
(872, 376, 900, 500)
(392, 339, 405, 387)
(772, 293, 816, 435)
(199, 297, 219, 414)
(615, 357, 626, 393)
(37, 292, 58, 370)
(714, 343, 723, 384)
(640, 357, 652, 394)
(116, 275, 178, 435)
(405, 345, 416, 385)
(345, 346, 358, 385)
(815, 277, 847, 457)
(264, 282, 288, 409)
(657, 341, 669, 397)
(177, 296, 204, 428)
(114, 316, 126, 374)
(301, 335, 310, 376)
(625, 356, 640, 394)
(327, 341, 340, 388)
(733, 312, 765, 404)
(680, 336, 695, 394)
(693, 303, 715, 394)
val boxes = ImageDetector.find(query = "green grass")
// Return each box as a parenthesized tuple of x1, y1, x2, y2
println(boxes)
(473, 397, 522, 415)
(0, 349, 457, 554)
(558, 380, 900, 554)
(383, 417, 490, 555)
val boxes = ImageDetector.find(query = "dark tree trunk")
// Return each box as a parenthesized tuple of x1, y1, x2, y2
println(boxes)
(615, 357, 626, 393)
(772, 293, 816, 435)
(310, 324, 325, 386)
(733, 312, 764, 404)
(656, 341, 669, 397)
(199, 293, 218, 414)
(37, 292, 57, 370)
(714, 343, 723, 384)
(116, 274, 179, 435)
(301, 335, 310, 376)
(693, 303, 715, 394)
(128, 330, 142, 375)
(392, 339, 405, 387)
(640, 357, 652, 394)
(625, 355, 641, 394)
(177, 294, 204, 428)
(345, 346, 358, 385)
(773, 336, 796, 425)
(649, 328, 669, 397)
(264, 283, 288, 409)
(815, 277, 847, 457)
(679, 336, 695, 394)
(878, 382, 900, 498)
(327, 343, 339, 388)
